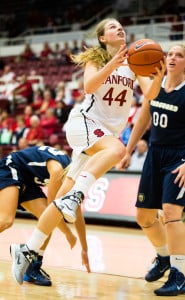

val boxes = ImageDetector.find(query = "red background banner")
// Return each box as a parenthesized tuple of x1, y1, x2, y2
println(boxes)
(81, 171, 141, 223)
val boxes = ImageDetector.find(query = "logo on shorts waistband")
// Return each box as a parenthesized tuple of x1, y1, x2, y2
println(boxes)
(138, 193, 145, 203)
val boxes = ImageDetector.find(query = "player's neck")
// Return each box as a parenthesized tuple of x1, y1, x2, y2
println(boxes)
(164, 74, 184, 91)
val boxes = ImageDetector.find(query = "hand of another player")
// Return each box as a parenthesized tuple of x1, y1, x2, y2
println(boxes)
(150, 56, 166, 79)
(81, 249, 91, 273)
(172, 162, 185, 188)
(115, 152, 131, 171)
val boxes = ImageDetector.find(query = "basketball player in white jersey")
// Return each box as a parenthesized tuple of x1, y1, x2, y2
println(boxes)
(54, 18, 166, 223)
(10, 18, 166, 285)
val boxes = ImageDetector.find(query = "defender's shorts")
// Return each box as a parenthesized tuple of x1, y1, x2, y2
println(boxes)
(136, 145, 185, 209)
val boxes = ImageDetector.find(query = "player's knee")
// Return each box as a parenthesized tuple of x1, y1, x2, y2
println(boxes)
(111, 144, 126, 163)
(163, 204, 182, 224)
(136, 212, 156, 228)
(0, 216, 14, 232)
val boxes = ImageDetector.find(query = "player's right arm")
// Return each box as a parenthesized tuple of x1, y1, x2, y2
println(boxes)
(116, 98, 151, 170)
(84, 45, 127, 94)
(55, 176, 91, 272)
(74, 207, 91, 273)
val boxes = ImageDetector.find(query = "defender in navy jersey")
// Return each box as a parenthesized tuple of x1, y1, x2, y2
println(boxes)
(0, 145, 76, 286)
(119, 45, 185, 296)
(0, 145, 70, 205)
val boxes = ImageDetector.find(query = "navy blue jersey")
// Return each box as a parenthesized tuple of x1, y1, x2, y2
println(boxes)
(4, 145, 70, 186)
(136, 79, 185, 209)
(0, 146, 71, 204)
(149, 80, 185, 146)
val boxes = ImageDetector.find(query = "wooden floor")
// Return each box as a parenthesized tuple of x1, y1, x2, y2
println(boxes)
(0, 218, 182, 299)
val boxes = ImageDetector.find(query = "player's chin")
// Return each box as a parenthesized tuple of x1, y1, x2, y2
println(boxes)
(167, 65, 176, 71)
(119, 37, 126, 43)
(115, 39, 125, 47)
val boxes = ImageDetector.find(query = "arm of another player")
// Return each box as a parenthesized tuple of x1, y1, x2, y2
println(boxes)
(46, 159, 65, 204)
(116, 98, 151, 170)
(56, 176, 91, 272)
(46, 161, 77, 249)
(74, 207, 91, 273)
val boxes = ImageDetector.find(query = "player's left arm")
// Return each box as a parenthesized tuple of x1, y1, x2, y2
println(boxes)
(46, 159, 64, 204)
(117, 97, 151, 170)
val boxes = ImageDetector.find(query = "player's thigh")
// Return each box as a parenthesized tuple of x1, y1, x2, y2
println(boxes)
(0, 186, 19, 217)
(85, 135, 125, 156)
(21, 197, 48, 218)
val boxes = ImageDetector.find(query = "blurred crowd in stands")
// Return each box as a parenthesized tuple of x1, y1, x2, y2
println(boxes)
(0, 37, 149, 171)
(0, 0, 184, 170)
(0, 0, 184, 38)
(0, 40, 89, 158)
(0, 0, 113, 37)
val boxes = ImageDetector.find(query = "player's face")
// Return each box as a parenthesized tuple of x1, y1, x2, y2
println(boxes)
(101, 20, 126, 47)
(166, 46, 185, 74)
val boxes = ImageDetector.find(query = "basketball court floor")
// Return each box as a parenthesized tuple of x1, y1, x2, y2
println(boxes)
(0, 218, 182, 299)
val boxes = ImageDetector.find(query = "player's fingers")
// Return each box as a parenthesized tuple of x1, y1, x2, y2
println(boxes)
(172, 167, 179, 174)
(86, 263, 91, 273)
(178, 177, 185, 188)
(82, 257, 91, 272)
(174, 175, 180, 184)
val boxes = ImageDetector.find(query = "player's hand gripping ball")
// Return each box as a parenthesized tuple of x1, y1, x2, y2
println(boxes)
(128, 38, 164, 76)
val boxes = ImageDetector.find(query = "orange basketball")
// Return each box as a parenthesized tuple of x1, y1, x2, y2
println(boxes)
(127, 39, 164, 76)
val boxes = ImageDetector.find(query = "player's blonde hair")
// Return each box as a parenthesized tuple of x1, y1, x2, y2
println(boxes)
(71, 18, 117, 68)
(168, 44, 185, 53)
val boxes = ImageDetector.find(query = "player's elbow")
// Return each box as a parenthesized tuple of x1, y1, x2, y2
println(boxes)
(84, 86, 94, 94)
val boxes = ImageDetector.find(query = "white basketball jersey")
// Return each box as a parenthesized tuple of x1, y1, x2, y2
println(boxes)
(79, 65, 135, 136)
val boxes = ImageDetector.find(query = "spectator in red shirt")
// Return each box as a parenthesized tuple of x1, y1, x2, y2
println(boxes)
(11, 74, 33, 105)
(40, 41, 53, 60)
(37, 88, 56, 115)
(31, 87, 44, 111)
(19, 44, 37, 61)
(40, 108, 58, 136)
(22, 105, 33, 127)
(0, 109, 17, 131)
(25, 115, 44, 146)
